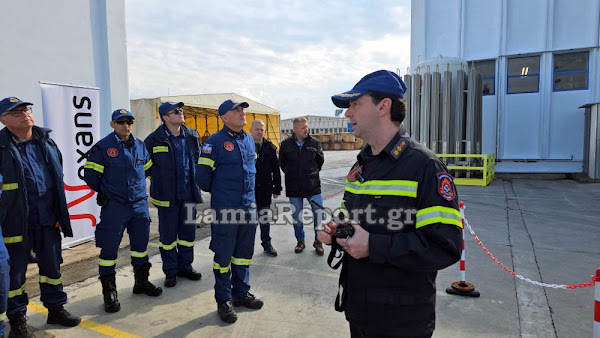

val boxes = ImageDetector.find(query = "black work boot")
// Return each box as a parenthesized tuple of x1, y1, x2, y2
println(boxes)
(177, 268, 202, 281)
(99, 274, 120, 313)
(133, 262, 163, 297)
(164, 274, 177, 288)
(47, 305, 81, 327)
(217, 301, 237, 323)
(233, 292, 264, 309)
(8, 314, 34, 338)
(262, 242, 278, 257)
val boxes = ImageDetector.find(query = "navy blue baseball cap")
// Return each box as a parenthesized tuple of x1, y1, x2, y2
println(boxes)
(331, 70, 408, 108)
(0, 97, 33, 114)
(218, 99, 249, 116)
(111, 108, 134, 121)
(159, 101, 184, 116)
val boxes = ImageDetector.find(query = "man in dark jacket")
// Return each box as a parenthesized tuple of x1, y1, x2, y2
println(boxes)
(250, 119, 281, 257)
(279, 117, 325, 255)
(0, 97, 81, 337)
(84, 109, 162, 313)
(318, 70, 462, 337)
(144, 102, 203, 288)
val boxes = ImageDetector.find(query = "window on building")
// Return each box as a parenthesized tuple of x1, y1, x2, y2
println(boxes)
(507, 56, 540, 94)
(553, 51, 589, 91)
(471, 60, 496, 95)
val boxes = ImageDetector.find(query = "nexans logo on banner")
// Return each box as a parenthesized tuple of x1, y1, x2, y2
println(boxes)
(40, 82, 100, 247)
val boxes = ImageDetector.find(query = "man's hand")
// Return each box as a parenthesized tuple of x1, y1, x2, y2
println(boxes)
(273, 194, 279, 199)
(316, 221, 338, 245)
(336, 221, 369, 259)
(96, 190, 110, 207)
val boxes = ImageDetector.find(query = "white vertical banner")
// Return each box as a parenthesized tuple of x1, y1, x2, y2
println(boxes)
(40, 82, 100, 247)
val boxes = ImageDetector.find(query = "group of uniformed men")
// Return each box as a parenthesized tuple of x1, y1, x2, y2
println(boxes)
(0, 69, 464, 337)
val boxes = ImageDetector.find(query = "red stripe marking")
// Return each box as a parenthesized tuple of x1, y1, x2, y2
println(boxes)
(595, 300, 600, 322)
(460, 260, 465, 271)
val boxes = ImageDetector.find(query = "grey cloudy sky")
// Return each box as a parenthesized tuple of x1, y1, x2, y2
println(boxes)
(125, 1, 411, 118)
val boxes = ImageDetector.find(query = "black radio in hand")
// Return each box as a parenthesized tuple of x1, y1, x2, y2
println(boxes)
(309, 198, 354, 238)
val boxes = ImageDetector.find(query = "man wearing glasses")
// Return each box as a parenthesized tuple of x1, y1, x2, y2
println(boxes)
(84, 109, 162, 313)
(144, 102, 203, 288)
(0, 97, 80, 337)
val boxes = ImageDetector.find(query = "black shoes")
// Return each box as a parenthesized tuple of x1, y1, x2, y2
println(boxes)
(133, 263, 163, 296)
(99, 274, 120, 313)
(233, 292, 264, 309)
(262, 242, 278, 257)
(177, 268, 202, 281)
(218, 293, 263, 323)
(217, 301, 237, 323)
(164, 274, 177, 288)
(8, 314, 33, 338)
(47, 306, 81, 327)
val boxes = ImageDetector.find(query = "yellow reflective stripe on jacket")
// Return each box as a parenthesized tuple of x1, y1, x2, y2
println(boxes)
(99, 259, 116, 267)
(231, 257, 251, 266)
(144, 160, 153, 171)
(213, 261, 230, 273)
(0, 311, 5, 322)
(415, 206, 462, 229)
(3, 236, 23, 244)
(339, 199, 349, 218)
(131, 250, 148, 258)
(39, 275, 62, 285)
(198, 157, 215, 169)
(9, 284, 25, 298)
(2, 183, 18, 191)
(153, 146, 169, 153)
(177, 239, 194, 247)
(84, 161, 105, 173)
(345, 180, 418, 198)
(149, 197, 170, 208)
(159, 240, 177, 250)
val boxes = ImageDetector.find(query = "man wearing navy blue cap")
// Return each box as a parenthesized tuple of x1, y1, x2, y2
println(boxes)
(0, 97, 81, 337)
(317, 71, 463, 337)
(84, 109, 162, 313)
(197, 99, 263, 323)
(144, 101, 203, 288)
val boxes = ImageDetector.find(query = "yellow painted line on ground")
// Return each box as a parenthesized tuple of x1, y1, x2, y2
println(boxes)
(27, 302, 140, 338)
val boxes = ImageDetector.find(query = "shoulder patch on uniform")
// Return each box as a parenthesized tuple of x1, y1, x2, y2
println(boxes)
(390, 138, 408, 160)
(202, 143, 213, 154)
(347, 163, 362, 182)
(107, 148, 118, 158)
(224, 141, 235, 151)
(437, 173, 456, 201)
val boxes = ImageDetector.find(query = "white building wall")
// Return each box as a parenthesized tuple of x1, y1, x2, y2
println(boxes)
(411, 0, 600, 172)
(0, 0, 129, 136)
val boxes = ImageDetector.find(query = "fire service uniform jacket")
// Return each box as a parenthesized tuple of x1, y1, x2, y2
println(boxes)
(337, 131, 463, 337)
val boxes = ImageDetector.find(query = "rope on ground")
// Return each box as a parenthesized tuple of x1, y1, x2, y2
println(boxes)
(462, 213, 596, 290)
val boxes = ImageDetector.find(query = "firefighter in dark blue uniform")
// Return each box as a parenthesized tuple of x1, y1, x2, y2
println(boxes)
(0, 174, 10, 337)
(318, 71, 463, 338)
(197, 99, 263, 324)
(84, 109, 162, 313)
(0, 97, 81, 337)
(144, 102, 203, 288)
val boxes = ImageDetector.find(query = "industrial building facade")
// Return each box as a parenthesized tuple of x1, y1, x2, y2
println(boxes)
(280, 115, 350, 135)
(411, 0, 600, 173)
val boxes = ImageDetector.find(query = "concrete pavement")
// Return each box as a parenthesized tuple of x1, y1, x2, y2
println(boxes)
(16, 150, 600, 337)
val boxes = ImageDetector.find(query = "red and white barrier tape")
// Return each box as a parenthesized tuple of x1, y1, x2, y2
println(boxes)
(323, 189, 345, 200)
(594, 268, 600, 338)
(461, 204, 596, 290)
